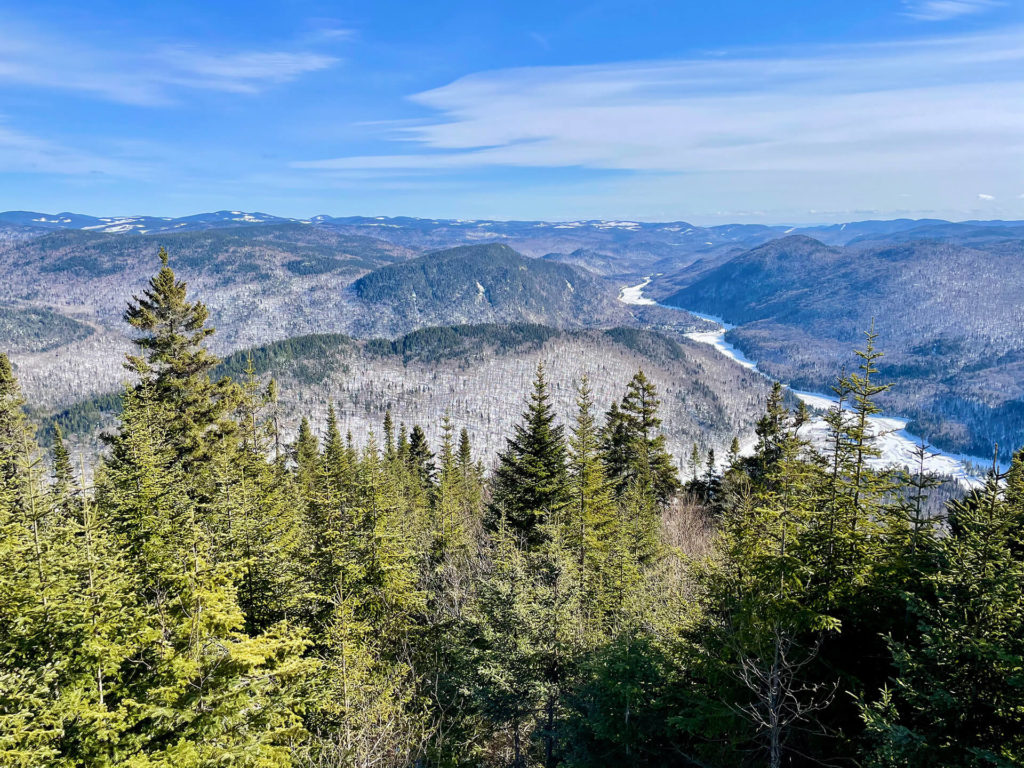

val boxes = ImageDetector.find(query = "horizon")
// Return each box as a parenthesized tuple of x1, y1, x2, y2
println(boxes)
(1, 0, 1021, 222)
(5, 207, 1023, 230)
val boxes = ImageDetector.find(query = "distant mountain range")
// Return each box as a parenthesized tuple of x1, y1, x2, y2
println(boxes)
(4, 209, 1021, 265)
(0, 210, 294, 234)
(3, 209, 1024, 458)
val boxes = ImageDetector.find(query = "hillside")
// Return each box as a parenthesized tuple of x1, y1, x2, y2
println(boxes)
(348, 243, 632, 335)
(0, 223, 416, 350)
(0, 305, 94, 354)
(43, 323, 770, 467)
(659, 236, 1024, 455)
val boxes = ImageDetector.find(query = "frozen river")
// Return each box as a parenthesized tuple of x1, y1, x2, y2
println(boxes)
(620, 278, 989, 485)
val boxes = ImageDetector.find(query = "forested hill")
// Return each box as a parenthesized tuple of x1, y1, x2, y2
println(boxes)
(350, 243, 630, 334)
(45, 321, 769, 468)
(659, 234, 1024, 456)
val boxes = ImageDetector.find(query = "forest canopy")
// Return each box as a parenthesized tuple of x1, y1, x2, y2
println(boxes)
(1, 250, 1021, 768)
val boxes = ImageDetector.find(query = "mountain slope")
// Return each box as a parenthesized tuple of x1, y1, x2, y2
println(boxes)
(659, 236, 1024, 455)
(0, 223, 416, 350)
(349, 243, 631, 335)
(44, 324, 771, 469)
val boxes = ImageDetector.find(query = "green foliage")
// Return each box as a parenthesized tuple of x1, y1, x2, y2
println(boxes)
(5, 251, 1024, 768)
(489, 362, 570, 546)
(861, 459, 1024, 767)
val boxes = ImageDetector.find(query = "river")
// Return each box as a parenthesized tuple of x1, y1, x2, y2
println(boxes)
(620, 278, 989, 485)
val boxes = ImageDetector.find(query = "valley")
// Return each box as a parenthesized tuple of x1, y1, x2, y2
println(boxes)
(2, 210, 1022, 468)
(620, 278, 992, 483)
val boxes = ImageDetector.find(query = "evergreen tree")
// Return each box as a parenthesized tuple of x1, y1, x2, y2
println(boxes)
(0, 354, 62, 765)
(407, 424, 436, 492)
(727, 436, 741, 468)
(226, 372, 307, 633)
(457, 427, 484, 533)
(96, 254, 310, 764)
(490, 363, 569, 545)
(566, 377, 618, 628)
(618, 370, 680, 505)
(383, 408, 396, 461)
(121, 247, 238, 470)
(862, 458, 1024, 767)
(473, 517, 545, 768)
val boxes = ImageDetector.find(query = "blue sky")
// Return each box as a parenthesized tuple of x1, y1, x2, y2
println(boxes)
(0, 0, 1021, 223)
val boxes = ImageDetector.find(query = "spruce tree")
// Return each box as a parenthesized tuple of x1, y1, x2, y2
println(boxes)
(407, 423, 436, 492)
(473, 516, 545, 768)
(96, 253, 310, 764)
(618, 370, 680, 505)
(121, 247, 238, 470)
(566, 377, 617, 626)
(862, 458, 1024, 766)
(490, 363, 569, 546)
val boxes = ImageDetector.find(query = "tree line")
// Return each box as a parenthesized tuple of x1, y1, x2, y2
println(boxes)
(1, 249, 1021, 767)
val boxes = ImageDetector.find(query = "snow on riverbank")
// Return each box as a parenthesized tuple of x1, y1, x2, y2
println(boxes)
(617, 278, 657, 306)
(620, 278, 988, 485)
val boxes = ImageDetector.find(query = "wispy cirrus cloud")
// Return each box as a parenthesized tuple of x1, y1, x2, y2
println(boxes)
(0, 24, 339, 105)
(903, 0, 1002, 21)
(292, 30, 1024, 180)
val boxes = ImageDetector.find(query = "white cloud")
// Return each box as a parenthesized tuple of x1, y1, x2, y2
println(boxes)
(0, 25, 338, 105)
(903, 1, 1001, 21)
(978, 193, 996, 199)
(293, 29, 1024, 178)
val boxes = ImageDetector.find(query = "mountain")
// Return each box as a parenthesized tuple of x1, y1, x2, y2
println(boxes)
(0, 223, 415, 343)
(0, 305, 94, 354)
(7, 209, 1024, 457)
(6, 209, 1019, 277)
(789, 219, 952, 245)
(0, 210, 296, 234)
(44, 323, 771, 468)
(2, 232, 713, 413)
(348, 243, 632, 335)
(845, 221, 1024, 247)
(542, 247, 634, 276)
(1, 210, 799, 274)
(659, 235, 1024, 455)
